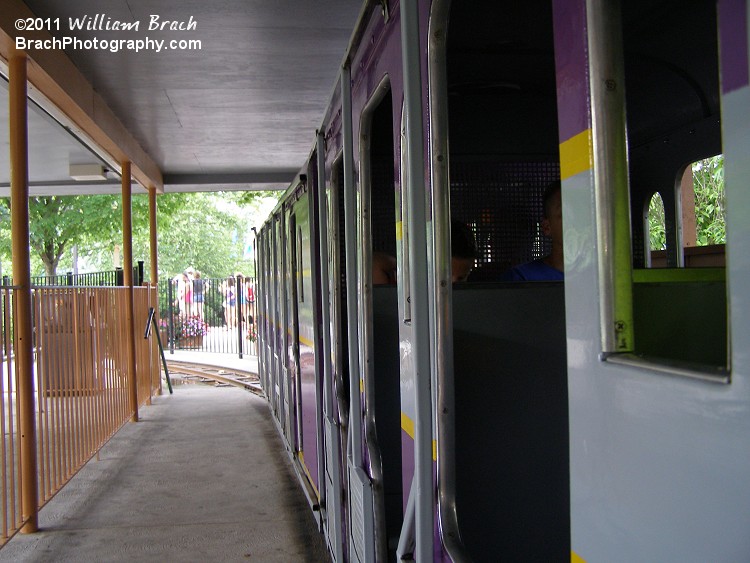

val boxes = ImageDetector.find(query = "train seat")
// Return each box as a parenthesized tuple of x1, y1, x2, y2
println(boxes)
(451, 282, 570, 561)
(371, 286, 404, 555)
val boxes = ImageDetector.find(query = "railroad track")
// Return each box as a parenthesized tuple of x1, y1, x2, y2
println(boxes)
(165, 361, 264, 397)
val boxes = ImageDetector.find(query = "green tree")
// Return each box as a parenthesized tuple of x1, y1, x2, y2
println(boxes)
(0, 195, 122, 276)
(147, 191, 250, 279)
(0, 189, 278, 280)
(693, 155, 725, 246)
(647, 155, 725, 253)
(648, 192, 667, 251)
(145, 191, 278, 279)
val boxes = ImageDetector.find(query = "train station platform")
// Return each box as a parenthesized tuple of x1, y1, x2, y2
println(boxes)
(0, 353, 331, 563)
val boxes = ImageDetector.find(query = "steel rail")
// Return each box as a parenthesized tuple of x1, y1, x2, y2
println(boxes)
(164, 362, 263, 396)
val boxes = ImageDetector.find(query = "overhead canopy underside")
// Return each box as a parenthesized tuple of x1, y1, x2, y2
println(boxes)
(0, 0, 362, 196)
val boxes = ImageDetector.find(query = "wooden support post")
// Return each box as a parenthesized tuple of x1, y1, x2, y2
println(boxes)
(9, 51, 39, 534)
(122, 162, 139, 422)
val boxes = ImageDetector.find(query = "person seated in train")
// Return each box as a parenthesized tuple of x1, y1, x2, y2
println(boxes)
(451, 220, 478, 282)
(372, 251, 397, 285)
(501, 181, 564, 281)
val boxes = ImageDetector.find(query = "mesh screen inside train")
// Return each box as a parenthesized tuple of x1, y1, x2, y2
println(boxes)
(451, 160, 559, 280)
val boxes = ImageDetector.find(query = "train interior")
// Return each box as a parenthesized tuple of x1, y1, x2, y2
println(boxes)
(623, 0, 726, 371)
(366, 89, 404, 556)
(445, 1, 569, 560)
(436, 1, 725, 555)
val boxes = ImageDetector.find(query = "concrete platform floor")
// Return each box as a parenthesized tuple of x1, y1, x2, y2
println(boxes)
(0, 363, 330, 562)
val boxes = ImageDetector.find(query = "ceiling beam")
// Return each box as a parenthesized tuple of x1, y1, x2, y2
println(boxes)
(163, 171, 297, 185)
(0, 0, 164, 193)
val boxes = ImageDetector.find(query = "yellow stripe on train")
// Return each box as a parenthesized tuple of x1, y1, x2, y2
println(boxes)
(559, 128, 593, 180)
(401, 412, 437, 461)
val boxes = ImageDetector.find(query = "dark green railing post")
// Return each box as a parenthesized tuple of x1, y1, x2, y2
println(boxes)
(147, 308, 172, 394)
(167, 280, 175, 354)
(236, 275, 243, 359)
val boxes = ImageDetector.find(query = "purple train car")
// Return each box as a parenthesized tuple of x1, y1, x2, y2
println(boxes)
(256, 0, 750, 561)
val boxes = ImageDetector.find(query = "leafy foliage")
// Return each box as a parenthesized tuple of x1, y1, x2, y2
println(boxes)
(0, 195, 122, 275)
(647, 155, 726, 252)
(648, 192, 667, 251)
(91, 190, 280, 279)
(0, 189, 280, 279)
(692, 155, 726, 246)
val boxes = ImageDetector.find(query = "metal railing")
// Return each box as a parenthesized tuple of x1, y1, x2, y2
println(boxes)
(23, 261, 146, 288)
(0, 284, 160, 545)
(158, 277, 258, 357)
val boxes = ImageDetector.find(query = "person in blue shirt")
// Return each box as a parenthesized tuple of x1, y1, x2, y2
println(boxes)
(502, 181, 564, 281)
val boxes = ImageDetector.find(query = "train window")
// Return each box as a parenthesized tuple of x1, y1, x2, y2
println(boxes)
(621, 0, 728, 376)
(446, 0, 560, 281)
(360, 83, 403, 559)
(687, 155, 726, 264)
(438, 1, 569, 560)
(646, 192, 667, 263)
(691, 156, 726, 246)
(297, 226, 304, 302)
(647, 156, 727, 269)
(326, 156, 350, 423)
(398, 101, 411, 322)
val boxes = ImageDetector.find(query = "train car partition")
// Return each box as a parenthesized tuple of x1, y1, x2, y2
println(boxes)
(371, 286, 403, 557)
(452, 282, 569, 561)
(359, 74, 404, 562)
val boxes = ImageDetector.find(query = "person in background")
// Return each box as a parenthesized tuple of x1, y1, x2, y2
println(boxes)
(372, 251, 397, 285)
(451, 220, 478, 282)
(236, 273, 246, 325)
(501, 181, 564, 281)
(245, 277, 255, 327)
(174, 272, 190, 316)
(223, 275, 237, 328)
(192, 270, 206, 320)
(184, 269, 194, 316)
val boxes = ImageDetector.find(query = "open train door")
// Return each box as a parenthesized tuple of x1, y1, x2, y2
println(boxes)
(312, 137, 347, 562)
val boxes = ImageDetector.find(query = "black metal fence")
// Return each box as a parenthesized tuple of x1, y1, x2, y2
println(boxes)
(0, 261, 150, 357)
(158, 276, 257, 357)
(0, 262, 148, 359)
(14, 261, 146, 287)
(1, 265, 256, 358)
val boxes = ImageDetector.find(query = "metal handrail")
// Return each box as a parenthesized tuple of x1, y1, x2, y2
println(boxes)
(426, 0, 472, 560)
(400, 0, 435, 558)
(359, 75, 393, 563)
